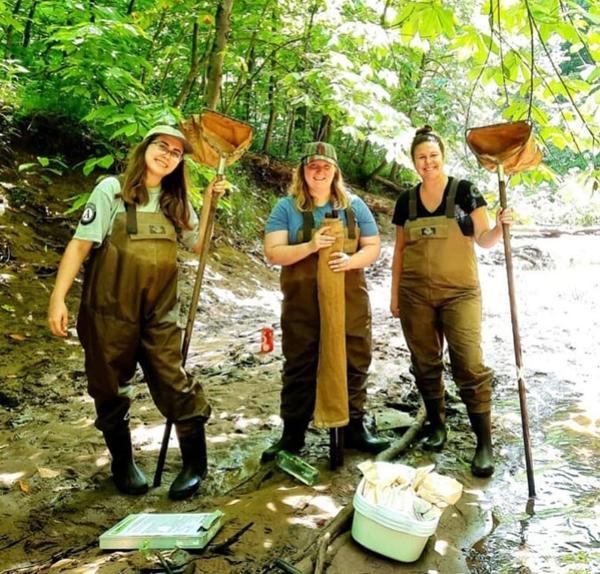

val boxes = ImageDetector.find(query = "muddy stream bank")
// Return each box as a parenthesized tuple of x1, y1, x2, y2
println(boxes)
(0, 175, 599, 573)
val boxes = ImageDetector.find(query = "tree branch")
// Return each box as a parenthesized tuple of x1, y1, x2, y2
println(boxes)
(524, 0, 597, 144)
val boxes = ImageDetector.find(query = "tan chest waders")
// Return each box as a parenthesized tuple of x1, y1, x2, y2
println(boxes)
(77, 205, 210, 432)
(279, 208, 371, 423)
(398, 178, 493, 413)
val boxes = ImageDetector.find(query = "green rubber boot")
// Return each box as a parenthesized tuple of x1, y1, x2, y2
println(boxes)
(344, 418, 390, 454)
(422, 398, 447, 451)
(261, 419, 307, 462)
(169, 418, 208, 500)
(468, 411, 494, 478)
(103, 427, 148, 495)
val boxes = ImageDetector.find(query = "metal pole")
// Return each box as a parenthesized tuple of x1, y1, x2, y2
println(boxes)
(497, 164, 536, 498)
(329, 428, 344, 470)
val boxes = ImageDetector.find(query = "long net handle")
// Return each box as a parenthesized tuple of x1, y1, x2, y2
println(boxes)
(154, 162, 225, 488)
(498, 166, 536, 498)
(181, 182, 220, 362)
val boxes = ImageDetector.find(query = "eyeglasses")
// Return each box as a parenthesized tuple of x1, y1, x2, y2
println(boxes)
(150, 140, 184, 162)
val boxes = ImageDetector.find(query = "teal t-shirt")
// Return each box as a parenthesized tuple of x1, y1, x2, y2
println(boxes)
(74, 176, 199, 249)
(265, 194, 378, 244)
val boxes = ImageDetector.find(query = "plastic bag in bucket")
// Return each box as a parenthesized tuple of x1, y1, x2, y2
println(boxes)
(352, 477, 440, 562)
(351, 462, 462, 562)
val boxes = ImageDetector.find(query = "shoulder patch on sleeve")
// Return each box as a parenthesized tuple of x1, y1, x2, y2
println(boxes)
(470, 184, 482, 198)
(80, 203, 97, 225)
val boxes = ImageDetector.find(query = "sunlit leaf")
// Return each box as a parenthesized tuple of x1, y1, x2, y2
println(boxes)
(8, 333, 27, 342)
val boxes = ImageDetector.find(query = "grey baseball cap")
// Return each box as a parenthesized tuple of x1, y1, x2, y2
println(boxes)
(144, 125, 193, 154)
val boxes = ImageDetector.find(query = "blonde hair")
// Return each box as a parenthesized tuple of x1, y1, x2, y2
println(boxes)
(288, 164, 350, 211)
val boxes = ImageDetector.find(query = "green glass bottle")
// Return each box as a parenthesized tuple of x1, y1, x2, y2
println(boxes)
(276, 450, 320, 486)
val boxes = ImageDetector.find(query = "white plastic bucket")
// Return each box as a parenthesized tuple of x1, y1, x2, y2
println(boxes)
(351, 478, 440, 562)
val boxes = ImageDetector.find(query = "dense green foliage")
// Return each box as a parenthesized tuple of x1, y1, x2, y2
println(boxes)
(1, 0, 598, 196)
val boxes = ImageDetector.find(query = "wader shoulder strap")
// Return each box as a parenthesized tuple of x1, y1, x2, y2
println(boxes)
(408, 186, 418, 221)
(345, 207, 357, 239)
(301, 211, 314, 243)
(445, 177, 460, 218)
(125, 202, 138, 234)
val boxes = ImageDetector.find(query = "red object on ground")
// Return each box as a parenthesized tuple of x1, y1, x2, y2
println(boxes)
(261, 327, 274, 352)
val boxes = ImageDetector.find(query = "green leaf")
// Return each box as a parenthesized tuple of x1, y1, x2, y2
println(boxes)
(18, 163, 37, 172)
(110, 124, 138, 139)
(37, 156, 50, 167)
(97, 155, 114, 169)
(64, 192, 91, 215)
(554, 22, 581, 44)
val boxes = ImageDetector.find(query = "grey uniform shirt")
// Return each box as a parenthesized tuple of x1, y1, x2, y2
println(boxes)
(74, 176, 200, 249)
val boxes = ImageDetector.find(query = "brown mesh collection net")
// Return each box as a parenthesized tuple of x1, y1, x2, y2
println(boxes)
(466, 120, 543, 175)
(180, 110, 253, 168)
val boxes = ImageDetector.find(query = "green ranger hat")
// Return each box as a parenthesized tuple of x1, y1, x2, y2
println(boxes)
(301, 141, 338, 166)
(143, 125, 193, 154)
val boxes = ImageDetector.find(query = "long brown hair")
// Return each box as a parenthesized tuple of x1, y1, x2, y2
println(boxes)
(118, 136, 192, 230)
(289, 164, 350, 211)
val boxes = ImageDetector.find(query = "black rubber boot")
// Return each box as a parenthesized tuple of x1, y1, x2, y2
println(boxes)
(169, 418, 208, 500)
(261, 419, 307, 462)
(103, 427, 148, 495)
(344, 418, 390, 454)
(468, 411, 495, 478)
(422, 398, 447, 451)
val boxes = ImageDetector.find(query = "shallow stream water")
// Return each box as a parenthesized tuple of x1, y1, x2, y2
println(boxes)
(466, 235, 600, 574)
(368, 235, 600, 574)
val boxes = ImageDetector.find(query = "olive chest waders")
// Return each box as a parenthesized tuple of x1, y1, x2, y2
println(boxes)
(262, 208, 388, 461)
(398, 178, 494, 476)
(77, 205, 210, 496)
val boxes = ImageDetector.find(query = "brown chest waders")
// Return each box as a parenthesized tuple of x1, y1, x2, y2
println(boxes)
(398, 178, 493, 414)
(279, 209, 371, 424)
(77, 205, 210, 433)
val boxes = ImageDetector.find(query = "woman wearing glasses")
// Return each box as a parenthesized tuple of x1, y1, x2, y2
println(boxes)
(48, 125, 225, 500)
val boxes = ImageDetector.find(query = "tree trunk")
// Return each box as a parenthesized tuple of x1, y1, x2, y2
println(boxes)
(372, 174, 405, 195)
(243, 46, 255, 121)
(205, 0, 235, 110)
(222, 0, 272, 115)
(140, 8, 167, 84)
(262, 85, 276, 153)
(296, 3, 318, 139)
(173, 22, 202, 108)
(407, 53, 427, 122)
(365, 158, 388, 181)
(126, 0, 136, 15)
(261, 12, 278, 154)
(261, 36, 278, 154)
(380, 0, 393, 25)
(4, 0, 23, 56)
(359, 140, 370, 168)
(348, 138, 362, 162)
(158, 52, 178, 96)
(390, 161, 400, 180)
(22, 0, 40, 48)
(89, 0, 95, 23)
(285, 109, 296, 157)
(314, 114, 331, 142)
